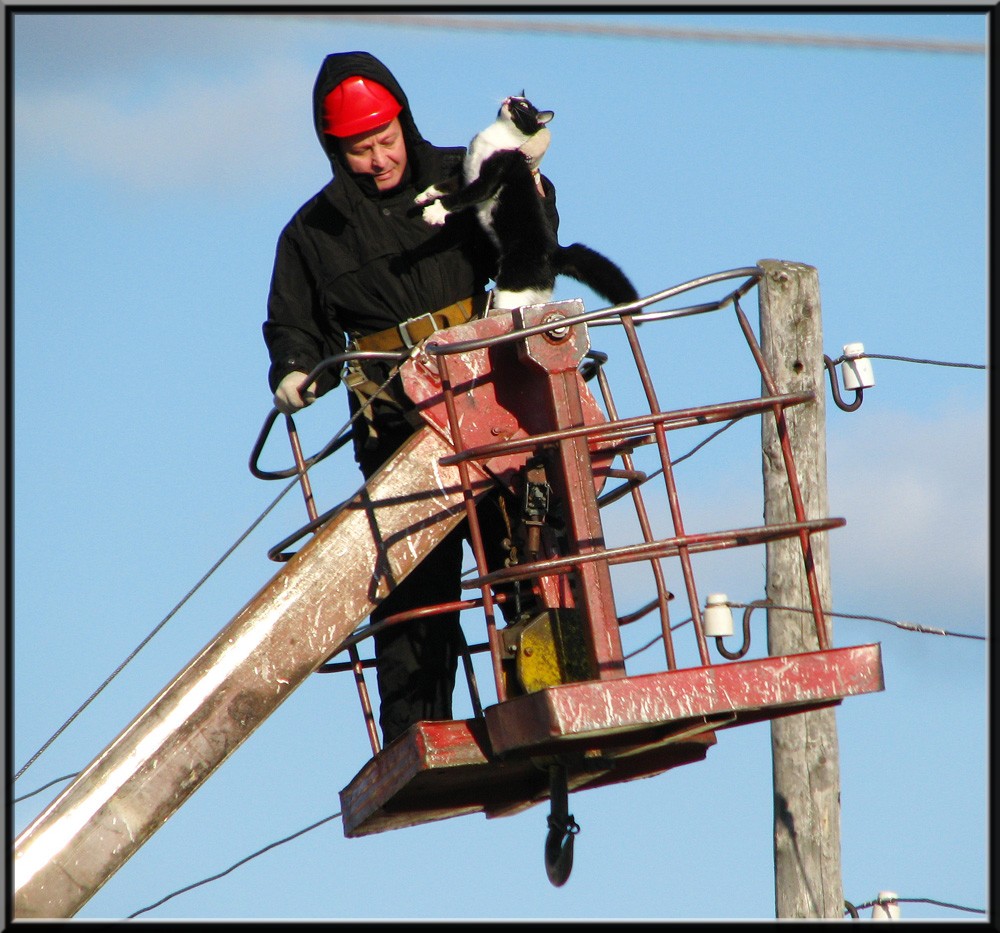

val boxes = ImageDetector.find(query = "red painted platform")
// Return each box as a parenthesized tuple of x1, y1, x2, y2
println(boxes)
(340, 717, 717, 838)
(486, 644, 884, 756)
(339, 644, 883, 838)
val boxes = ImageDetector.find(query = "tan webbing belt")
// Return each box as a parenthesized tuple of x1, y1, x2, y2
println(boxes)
(345, 295, 487, 445)
(351, 295, 485, 354)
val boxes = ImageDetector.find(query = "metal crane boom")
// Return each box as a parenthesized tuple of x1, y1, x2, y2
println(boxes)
(13, 424, 492, 919)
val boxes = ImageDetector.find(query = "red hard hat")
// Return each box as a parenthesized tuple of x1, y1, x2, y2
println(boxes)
(322, 75, 402, 137)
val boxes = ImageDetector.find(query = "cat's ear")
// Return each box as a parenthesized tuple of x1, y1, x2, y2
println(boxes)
(520, 88, 526, 97)
(537, 110, 554, 125)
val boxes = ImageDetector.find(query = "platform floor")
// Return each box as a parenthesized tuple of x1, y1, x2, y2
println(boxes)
(340, 644, 883, 838)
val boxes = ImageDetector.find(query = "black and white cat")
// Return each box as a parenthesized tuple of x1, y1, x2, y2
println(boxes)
(415, 94, 638, 311)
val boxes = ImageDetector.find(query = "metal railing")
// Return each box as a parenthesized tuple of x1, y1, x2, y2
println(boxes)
(251, 265, 842, 754)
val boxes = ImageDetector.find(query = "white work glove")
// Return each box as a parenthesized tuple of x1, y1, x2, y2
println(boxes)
(273, 371, 316, 415)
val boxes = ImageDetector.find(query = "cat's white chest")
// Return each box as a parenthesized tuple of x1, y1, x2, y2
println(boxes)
(464, 120, 521, 180)
(465, 120, 524, 245)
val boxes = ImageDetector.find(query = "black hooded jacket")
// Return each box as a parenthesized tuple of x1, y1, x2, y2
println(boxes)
(262, 51, 559, 400)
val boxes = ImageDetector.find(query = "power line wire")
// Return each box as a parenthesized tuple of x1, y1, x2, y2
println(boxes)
(864, 352, 986, 370)
(129, 804, 986, 919)
(845, 895, 985, 916)
(316, 13, 985, 56)
(127, 810, 343, 919)
(15, 360, 408, 783)
(731, 602, 986, 641)
(893, 897, 985, 914)
(13, 478, 300, 783)
(831, 351, 986, 370)
(12, 773, 79, 804)
(624, 601, 984, 660)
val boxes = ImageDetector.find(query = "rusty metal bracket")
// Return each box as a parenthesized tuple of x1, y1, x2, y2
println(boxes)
(714, 598, 770, 660)
(823, 354, 865, 412)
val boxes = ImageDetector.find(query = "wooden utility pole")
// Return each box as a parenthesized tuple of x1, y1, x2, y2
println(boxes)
(758, 259, 843, 918)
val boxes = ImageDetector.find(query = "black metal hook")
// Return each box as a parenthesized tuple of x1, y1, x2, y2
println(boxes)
(714, 599, 769, 660)
(823, 354, 864, 412)
(544, 763, 579, 887)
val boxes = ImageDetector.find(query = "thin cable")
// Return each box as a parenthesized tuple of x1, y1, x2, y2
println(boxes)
(624, 600, 984, 660)
(864, 352, 986, 369)
(320, 14, 985, 56)
(14, 478, 299, 783)
(671, 416, 746, 467)
(12, 773, 79, 804)
(625, 616, 692, 659)
(618, 416, 747, 494)
(896, 897, 985, 914)
(127, 810, 343, 918)
(833, 352, 986, 370)
(731, 601, 986, 641)
(845, 895, 985, 915)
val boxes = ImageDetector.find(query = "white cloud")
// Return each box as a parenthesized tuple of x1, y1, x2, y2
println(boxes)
(14, 58, 323, 193)
(827, 397, 987, 624)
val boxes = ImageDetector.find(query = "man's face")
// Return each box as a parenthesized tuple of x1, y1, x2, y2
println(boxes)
(338, 118, 407, 191)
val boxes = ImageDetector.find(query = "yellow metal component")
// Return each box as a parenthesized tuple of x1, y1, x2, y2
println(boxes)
(515, 609, 595, 693)
(517, 613, 563, 692)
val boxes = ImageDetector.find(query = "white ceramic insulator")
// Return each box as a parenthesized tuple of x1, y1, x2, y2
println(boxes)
(703, 593, 734, 637)
(842, 341, 876, 390)
(871, 891, 900, 920)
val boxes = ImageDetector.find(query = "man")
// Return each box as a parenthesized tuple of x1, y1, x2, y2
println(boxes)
(263, 52, 559, 745)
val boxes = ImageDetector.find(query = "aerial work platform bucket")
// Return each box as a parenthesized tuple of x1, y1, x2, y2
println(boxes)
(318, 271, 883, 879)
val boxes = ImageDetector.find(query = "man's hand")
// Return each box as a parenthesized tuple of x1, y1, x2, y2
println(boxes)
(274, 371, 316, 414)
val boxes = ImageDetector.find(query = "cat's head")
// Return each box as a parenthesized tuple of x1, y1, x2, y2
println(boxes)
(500, 93, 554, 136)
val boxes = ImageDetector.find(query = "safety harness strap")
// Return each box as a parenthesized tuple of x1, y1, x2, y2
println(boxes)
(351, 294, 487, 354)
(345, 293, 488, 444)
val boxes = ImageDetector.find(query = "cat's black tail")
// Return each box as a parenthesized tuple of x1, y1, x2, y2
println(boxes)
(552, 243, 639, 306)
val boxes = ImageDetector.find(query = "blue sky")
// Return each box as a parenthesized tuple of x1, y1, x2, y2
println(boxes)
(10, 9, 989, 922)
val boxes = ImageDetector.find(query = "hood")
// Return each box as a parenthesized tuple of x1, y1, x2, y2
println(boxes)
(312, 51, 426, 184)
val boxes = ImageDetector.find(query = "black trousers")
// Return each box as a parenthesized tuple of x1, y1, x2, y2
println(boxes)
(356, 400, 515, 746)
(371, 499, 512, 745)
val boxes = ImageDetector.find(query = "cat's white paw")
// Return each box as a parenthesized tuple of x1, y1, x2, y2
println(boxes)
(422, 201, 450, 226)
(414, 185, 444, 206)
(492, 286, 553, 310)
